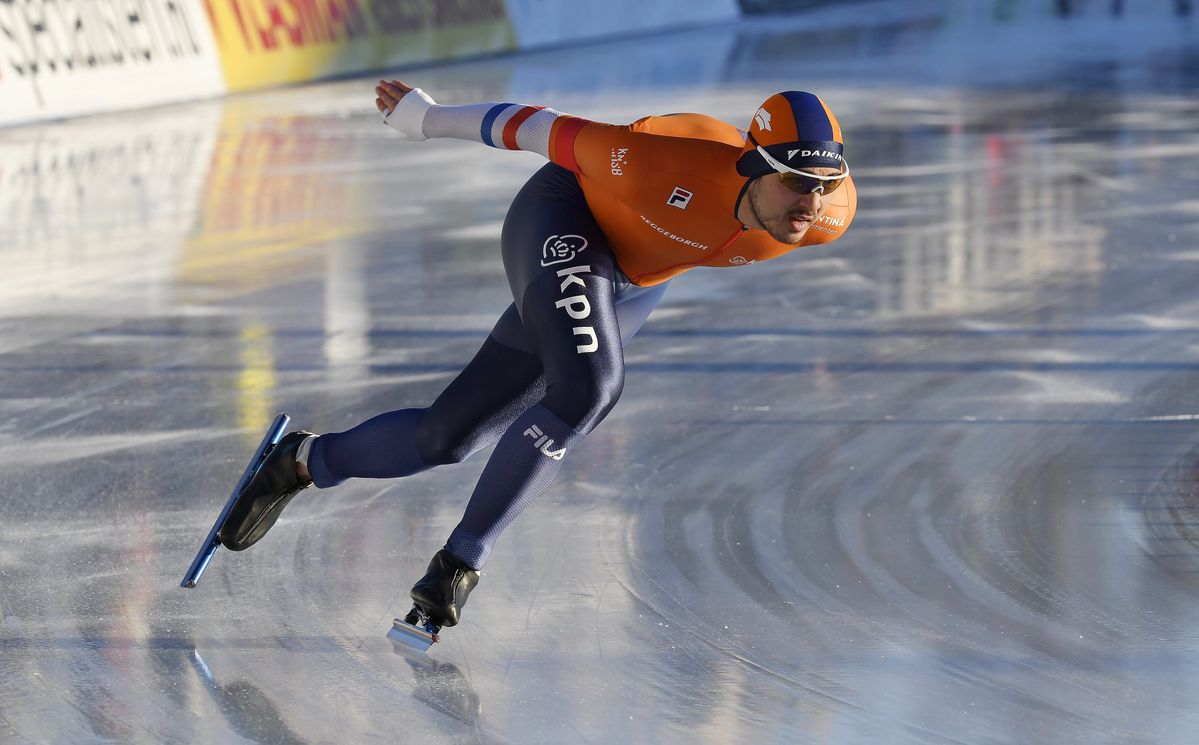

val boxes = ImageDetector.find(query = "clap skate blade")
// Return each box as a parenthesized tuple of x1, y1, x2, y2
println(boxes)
(180, 413, 291, 588)
(388, 605, 441, 652)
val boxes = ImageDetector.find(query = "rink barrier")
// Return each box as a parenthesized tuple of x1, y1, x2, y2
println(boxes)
(1, 0, 745, 126)
(203, 0, 515, 92)
(503, 0, 740, 49)
(737, 0, 845, 13)
(0, 0, 226, 127)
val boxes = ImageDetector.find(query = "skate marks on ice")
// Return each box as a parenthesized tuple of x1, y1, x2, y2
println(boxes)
(602, 314, 1199, 744)
(1137, 437, 1199, 576)
(1, 3, 1198, 745)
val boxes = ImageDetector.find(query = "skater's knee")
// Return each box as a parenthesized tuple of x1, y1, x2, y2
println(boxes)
(415, 415, 475, 465)
(544, 368, 624, 434)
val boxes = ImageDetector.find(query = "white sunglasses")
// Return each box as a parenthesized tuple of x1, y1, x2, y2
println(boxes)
(756, 145, 849, 194)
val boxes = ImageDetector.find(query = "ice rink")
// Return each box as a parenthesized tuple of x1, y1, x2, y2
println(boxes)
(4, 2, 1199, 743)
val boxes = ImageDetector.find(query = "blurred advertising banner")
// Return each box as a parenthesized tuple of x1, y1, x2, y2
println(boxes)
(0, 0, 226, 126)
(504, 0, 739, 48)
(201, 0, 515, 91)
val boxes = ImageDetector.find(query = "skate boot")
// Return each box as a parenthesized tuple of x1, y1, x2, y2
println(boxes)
(216, 431, 314, 551)
(407, 549, 480, 628)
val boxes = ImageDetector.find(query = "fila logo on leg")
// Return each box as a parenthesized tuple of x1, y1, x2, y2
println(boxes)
(666, 186, 693, 210)
(523, 424, 566, 460)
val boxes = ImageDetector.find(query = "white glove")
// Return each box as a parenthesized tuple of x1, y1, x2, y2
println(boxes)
(382, 87, 436, 141)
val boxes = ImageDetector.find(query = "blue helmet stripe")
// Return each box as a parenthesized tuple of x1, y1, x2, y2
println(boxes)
(781, 91, 835, 142)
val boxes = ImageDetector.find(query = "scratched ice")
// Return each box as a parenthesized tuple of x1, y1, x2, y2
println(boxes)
(3, 3, 1199, 743)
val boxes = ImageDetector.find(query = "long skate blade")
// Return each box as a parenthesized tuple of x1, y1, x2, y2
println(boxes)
(388, 618, 438, 653)
(180, 413, 290, 589)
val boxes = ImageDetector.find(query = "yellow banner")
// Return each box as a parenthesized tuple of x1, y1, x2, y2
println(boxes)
(202, 0, 515, 91)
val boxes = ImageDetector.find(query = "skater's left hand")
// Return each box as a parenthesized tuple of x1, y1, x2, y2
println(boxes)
(375, 79, 415, 117)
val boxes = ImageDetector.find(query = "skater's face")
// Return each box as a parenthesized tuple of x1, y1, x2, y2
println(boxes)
(744, 166, 841, 245)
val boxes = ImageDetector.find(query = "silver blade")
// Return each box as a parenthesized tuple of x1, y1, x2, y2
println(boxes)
(388, 618, 438, 653)
(180, 413, 291, 588)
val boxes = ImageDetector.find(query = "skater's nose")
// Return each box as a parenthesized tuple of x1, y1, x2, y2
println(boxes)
(791, 189, 821, 213)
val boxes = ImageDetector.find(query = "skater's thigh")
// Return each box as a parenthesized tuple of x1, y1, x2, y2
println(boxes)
(416, 329, 545, 464)
(614, 281, 668, 346)
(493, 271, 666, 354)
(500, 165, 626, 432)
(489, 302, 534, 354)
(500, 164, 622, 380)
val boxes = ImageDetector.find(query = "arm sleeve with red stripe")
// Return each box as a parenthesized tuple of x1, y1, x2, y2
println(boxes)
(420, 102, 569, 157)
(419, 103, 650, 202)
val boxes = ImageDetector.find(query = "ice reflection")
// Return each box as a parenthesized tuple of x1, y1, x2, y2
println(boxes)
(0, 106, 218, 316)
(190, 649, 310, 745)
(861, 99, 1111, 318)
(176, 102, 368, 294)
(389, 637, 483, 728)
(2, 3, 1199, 744)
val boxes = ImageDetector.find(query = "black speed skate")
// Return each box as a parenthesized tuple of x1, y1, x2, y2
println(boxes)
(390, 549, 480, 651)
(216, 431, 314, 551)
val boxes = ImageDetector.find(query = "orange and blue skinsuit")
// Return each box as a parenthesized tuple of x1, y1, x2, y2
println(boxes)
(303, 91, 858, 572)
(414, 96, 857, 286)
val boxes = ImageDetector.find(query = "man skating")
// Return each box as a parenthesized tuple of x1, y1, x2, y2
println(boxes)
(216, 79, 857, 638)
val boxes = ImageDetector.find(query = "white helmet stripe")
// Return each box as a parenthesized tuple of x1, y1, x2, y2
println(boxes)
(757, 146, 849, 180)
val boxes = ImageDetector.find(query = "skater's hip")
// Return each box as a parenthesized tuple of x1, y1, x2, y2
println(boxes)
(502, 163, 621, 307)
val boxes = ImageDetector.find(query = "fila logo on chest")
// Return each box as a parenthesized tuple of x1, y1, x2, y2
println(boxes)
(667, 186, 693, 209)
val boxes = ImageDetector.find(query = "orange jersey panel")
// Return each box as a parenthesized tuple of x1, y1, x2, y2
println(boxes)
(547, 113, 857, 286)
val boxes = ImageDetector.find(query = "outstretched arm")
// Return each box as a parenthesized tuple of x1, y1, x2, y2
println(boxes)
(374, 79, 650, 201)
(375, 78, 575, 160)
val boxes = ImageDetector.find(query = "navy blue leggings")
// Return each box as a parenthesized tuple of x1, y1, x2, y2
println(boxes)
(307, 163, 666, 568)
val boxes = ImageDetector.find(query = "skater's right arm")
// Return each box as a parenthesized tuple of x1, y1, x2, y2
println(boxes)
(374, 79, 652, 201)
(377, 79, 573, 157)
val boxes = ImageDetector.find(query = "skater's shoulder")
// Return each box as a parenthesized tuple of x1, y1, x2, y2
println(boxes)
(627, 113, 744, 148)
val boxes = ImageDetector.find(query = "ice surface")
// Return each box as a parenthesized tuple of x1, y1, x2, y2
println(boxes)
(3, 2, 1199, 743)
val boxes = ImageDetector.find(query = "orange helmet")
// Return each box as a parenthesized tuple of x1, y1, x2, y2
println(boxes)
(736, 91, 846, 178)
